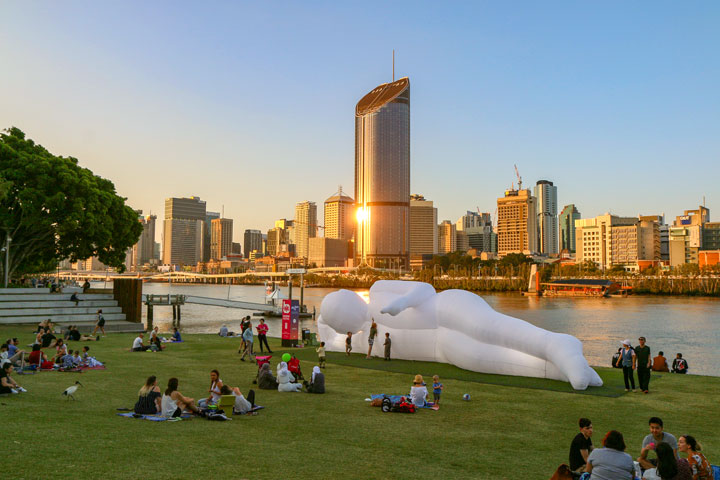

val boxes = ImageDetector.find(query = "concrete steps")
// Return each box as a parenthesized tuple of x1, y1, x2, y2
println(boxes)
(0, 306, 123, 317)
(0, 289, 144, 332)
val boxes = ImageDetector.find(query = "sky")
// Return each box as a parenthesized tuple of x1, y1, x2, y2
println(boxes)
(1, 1, 719, 244)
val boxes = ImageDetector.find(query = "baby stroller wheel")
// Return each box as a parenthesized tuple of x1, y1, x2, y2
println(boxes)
(381, 398, 392, 413)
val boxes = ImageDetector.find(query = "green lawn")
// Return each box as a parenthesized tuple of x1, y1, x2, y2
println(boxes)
(2, 326, 719, 480)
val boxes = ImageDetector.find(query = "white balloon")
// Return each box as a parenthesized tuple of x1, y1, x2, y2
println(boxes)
(317, 280, 602, 390)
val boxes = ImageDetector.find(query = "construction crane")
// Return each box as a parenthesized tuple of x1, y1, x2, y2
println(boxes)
(514, 164, 523, 191)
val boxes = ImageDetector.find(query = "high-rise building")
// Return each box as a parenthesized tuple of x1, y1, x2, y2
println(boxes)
(497, 189, 537, 256)
(266, 227, 287, 257)
(132, 212, 157, 268)
(163, 196, 206, 266)
(534, 180, 558, 255)
(703, 222, 720, 250)
(456, 211, 496, 253)
(204, 212, 220, 262)
(559, 204, 581, 253)
(308, 237, 350, 267)
(409, 194, 437, 256)
(294, 201, 317, 260)
(324, 187, 354, 241)
(243, 229, 263, 259)
(210, 218, 233, 260)
(438, 220, 457, 254)
(669, 206, 709, 266)
(355, 77, 410, 269)
(575, 214, 659, 270)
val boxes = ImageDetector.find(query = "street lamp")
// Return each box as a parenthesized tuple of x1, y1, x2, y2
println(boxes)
(3, 233, 11, 288)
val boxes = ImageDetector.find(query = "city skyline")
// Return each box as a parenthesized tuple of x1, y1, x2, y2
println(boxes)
(1, 2, 719, 242)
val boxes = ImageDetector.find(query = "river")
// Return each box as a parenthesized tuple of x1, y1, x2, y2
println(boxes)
(104, 282, 720, 376)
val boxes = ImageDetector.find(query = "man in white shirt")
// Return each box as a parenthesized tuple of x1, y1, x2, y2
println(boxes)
(132, 333, 149, 352)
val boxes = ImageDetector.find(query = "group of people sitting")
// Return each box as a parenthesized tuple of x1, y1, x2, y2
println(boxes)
(133, 370, 257, 418)
(255, 357, 325, 394)
(566, 416, 714, 480)
(131, 327, 181, 352)
(63, 325, 98, 342)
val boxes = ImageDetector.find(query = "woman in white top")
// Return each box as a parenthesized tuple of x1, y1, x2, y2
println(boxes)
(277, 362, 302, 392)
(161, 377, 200, 417)
(198, 370, 223, 408)
(410, 374, 428, 407)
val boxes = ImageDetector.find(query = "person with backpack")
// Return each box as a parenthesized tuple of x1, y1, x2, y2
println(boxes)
(672, 353, 688, 374)
(616, 339, 637, 392)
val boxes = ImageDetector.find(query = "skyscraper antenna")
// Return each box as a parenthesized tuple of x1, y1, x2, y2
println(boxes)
(392, 49, 395, 82)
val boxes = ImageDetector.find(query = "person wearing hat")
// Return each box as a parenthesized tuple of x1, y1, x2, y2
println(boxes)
(635, 336, 651, 394)
(410, 374, 428, 407)
(615, 339, 636, 392)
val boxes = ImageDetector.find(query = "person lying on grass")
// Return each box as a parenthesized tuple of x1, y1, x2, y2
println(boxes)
(219, 385, 256, 414)
(161, 377, 200, 418)
(134, 375, 162, 415)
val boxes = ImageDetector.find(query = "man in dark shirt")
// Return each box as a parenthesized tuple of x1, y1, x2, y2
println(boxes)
(569, 417, 594, 473)
(635, 336, 651, 393)
(41, 331, 57, 348)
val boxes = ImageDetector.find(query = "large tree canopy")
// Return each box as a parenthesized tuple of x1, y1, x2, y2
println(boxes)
(0, 127, 143, 281)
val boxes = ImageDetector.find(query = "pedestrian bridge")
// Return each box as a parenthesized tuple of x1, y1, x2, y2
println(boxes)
(141, 294, 278, 313)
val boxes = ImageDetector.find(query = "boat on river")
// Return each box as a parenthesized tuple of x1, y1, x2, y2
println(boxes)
(541, 279, 622, 297)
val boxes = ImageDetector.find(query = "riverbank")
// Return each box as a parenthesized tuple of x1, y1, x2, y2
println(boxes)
(3, 326, 718, 479)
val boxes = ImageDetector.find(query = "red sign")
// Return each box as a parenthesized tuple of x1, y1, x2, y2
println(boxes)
(281, 299, 292, 340)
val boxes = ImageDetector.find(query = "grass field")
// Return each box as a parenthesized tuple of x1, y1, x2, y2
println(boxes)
(2, 325, 719, 480)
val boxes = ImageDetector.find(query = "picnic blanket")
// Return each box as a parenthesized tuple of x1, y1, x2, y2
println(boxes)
(369, 394, 439, 410)
(78, 365, 106, 371)
(116, 412, 191, 422)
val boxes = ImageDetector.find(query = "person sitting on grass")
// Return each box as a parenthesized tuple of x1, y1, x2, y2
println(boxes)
(303, 366, 325, 394)
(410, 374, 428, 407)
(219, 384, 257, 414)
(641, 442, 692, 480)
(677, 435, 713, 480)
(0, 363, 27, 394)
(134, 375, 162, 415)
(287, 354, 303, 381)
(81, 346, 103, 367)
(257, 362, 278, 390)
(219, 325, 229, 337)
(53, 339, 69, 363)
(149, 331, 164, 352)
(41, 330, 57, 349)
(61, 350, 77, 370)
(71, 350, 82, 367)
(132, 333, 150, 352)
(198, 370, 223, 408)
(276, 362, 302, 392)
(569, 417, 594, 474)
(652, 351, 670, 373)
(639, 417, 678, 471)
(161, 377, 200, 418)
(172, 328, 182, 342)
(586, 430, 635, 479)
(672, 354, 688, 374)
(27, 344, 47, 367)
(0, 343, 25, 369)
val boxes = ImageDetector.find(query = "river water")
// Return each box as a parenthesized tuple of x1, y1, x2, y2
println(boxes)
(114, 282, 719, 376)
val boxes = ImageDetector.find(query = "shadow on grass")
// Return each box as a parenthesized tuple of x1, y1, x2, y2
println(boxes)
(287, 347, 631, 397)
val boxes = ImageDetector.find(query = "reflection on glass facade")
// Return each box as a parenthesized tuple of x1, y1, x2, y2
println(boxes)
(355, 78, 410, 269)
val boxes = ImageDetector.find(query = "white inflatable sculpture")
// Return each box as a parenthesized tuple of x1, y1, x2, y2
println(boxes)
(317, 280, 602, 390)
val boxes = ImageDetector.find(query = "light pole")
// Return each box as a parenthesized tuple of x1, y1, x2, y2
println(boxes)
(3, 233, 11, 288)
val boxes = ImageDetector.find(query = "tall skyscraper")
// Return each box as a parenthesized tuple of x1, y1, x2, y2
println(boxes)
(438, 220, 457, 254)
(559, 204, 581, 253)
(132, 212, 157, 268)
(163, 196, 206, 266)
(243, 229, 263, 258)
(497, 189, 537, 256)
(456, 211, 496, 253)
(409, 194, 438, 255)
(266, 227, 287, 256)
(534, 180, 558, 255)
(324, 187, 354, 241)
(210, 218, 233, 260)
(294, 201, 317, 260)
(204, 211, 220, 262)
(576, 214, 659, 269)
(355, 77, 410, 269)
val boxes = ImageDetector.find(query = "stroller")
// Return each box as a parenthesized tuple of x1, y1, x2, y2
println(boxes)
(253, 356, 272, 384)
(381, 395, 416, 414)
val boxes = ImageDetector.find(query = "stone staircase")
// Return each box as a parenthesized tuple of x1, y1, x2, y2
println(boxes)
(0, 288, 144, 332)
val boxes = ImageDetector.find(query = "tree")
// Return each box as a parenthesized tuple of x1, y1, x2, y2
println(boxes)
(0, 127, 143, 281)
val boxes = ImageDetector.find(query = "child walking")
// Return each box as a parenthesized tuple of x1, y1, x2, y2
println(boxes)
(383, 332, 391, 361)
(316, 341, 326, 368)
(432, 375, 443, 404)
(345, 332, 352, 356)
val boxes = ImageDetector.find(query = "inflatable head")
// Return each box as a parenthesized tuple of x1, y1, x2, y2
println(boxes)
(319, 289, 368, 334)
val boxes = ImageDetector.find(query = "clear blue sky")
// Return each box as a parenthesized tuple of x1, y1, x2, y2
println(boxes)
(1, 1, 718, 242)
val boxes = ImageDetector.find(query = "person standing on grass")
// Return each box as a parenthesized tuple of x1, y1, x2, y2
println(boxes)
(635, 336, 652, 394)
(638, 417, 678, 471)
(432, 375, 443, 404)
(616, 339, 636, 392)
(345, 332, 352, 356)
(256, 318, 272, 353)
(569, 417, 594, 473)
(316, 341, 326, 368)
(366, 320, 378, 359)
(92, 309, 106, 336)
(240, 322, 254, 362)
(383, 332, 391, 361)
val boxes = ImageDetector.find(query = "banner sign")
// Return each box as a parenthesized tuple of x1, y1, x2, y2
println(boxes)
(281, 299, 300, 340)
